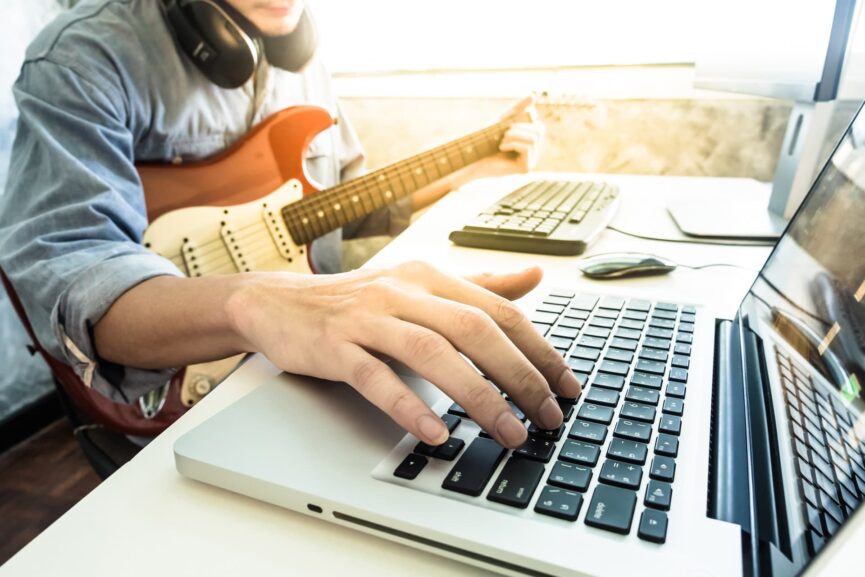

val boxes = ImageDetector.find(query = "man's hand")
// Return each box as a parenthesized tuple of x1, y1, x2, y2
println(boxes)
(226, 262, 580, 449)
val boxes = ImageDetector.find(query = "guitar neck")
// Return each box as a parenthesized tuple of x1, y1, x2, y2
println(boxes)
(281, 119, 512, 244)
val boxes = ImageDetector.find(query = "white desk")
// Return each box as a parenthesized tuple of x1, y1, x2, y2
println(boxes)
(2, 174, 862, 577)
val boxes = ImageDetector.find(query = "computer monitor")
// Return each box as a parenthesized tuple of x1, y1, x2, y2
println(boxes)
(669, 0, 863, 239)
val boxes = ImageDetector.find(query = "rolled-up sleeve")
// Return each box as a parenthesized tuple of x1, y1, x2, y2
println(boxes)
(0, 58, 183, 404)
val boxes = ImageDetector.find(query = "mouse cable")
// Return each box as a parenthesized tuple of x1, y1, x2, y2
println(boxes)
(605, 225, 776, 247)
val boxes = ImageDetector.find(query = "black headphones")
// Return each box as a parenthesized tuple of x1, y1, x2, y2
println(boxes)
(162, 0, 318, 89)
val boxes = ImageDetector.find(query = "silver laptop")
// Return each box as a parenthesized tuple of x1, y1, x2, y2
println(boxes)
(174, 105, 865, 577)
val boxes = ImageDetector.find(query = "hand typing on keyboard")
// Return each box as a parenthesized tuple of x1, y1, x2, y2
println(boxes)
(225, 261, 581, 448)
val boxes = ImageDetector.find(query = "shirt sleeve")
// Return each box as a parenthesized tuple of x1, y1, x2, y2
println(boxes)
(333, 102, 413, 239)
(0, 58, 183, 405)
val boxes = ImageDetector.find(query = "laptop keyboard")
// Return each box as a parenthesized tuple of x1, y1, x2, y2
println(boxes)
(389, 290, 697, 543)
(776, 349, 865, 556)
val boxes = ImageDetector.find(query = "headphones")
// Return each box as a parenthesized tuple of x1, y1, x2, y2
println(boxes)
(162, 0, 318, 89)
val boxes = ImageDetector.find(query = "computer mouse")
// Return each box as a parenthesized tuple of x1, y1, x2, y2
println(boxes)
(577, 252, 678, 279)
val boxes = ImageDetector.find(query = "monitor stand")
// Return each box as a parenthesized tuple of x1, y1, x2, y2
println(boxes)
(668, 100, 839, 240)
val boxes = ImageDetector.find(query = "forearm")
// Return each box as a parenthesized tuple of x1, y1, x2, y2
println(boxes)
(93, 274, 253, 369)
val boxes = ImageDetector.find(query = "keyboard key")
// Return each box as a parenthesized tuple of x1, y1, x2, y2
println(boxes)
(514, 437, 557, 463)
(599, 360, 630, 376)
(528, 422, 566, 441)
(564, 308, 590, 321)
(549, 461, 593, 491)
(538, 303, 565, 314)
(567, 357, 595, 374)
(662, 398, 685, 416)
(638, 509, 668, 543)
(571, 295, 599, 311)
(619, 319, 645, 331)
(627, 299, 652, 312)
(674, 343, 692, 356)
(611, 336, 639, 350)
(655, 303, 678, 312)
(639, 348, 668, 362)
(636, 359, 666, 375)
(653, 309, 677, 320)
(605, 348, 634, 364)
(569, 419, 608, 444)
(600, 459, 643, 489)
(622, 310, 648, 321)
(571, 346, 600, 361)
(532, 322, 551, 336)
(679, 322, 695, 334)
(592, 373, 626, 391)
(559, 439, 601, 466)
(549, 335, 575, 350)
(442, 437, 507, 496)
(506, 401, 527, 422)
(588, 318, 614, 330)
(676, 333, 693, 344)
(433, 437, 466, 460)
(644, 480, 673, 510)
(682, 305, 696, 314)
(650, 456, 676, 482)
(599, 296, 625, 310)
(441, 413, 462, 433)
(619, 401, 656, 423)
(666, 382, 686, 398)
(647, 327, 673, 340)
(630, 372, 663, 389)
(394, 454, 428, 480)
(625, 386, 660, 406)
(670, 368, 689, 382)
(584, 326, 611, 339)
(585, 387, 620, 407)
(552, 327, 579, 341)
(534, 486, 584, 521)
(614, 419, 653, 442)
(643, 337, 672, 350)
(531, 312, 559, 325)
(584, 484, 637, 534)
(659, 415, 682, 435)
(672, 355, 690, 368)
(607, 438, 648, 465)
(594, 308, 619, 320)
(578, 336, 606, 349)
(487, 457, 545, 508)
(557, 398, 575, 421)
(448, 403, 468, 418)
(558, 317, 584, 330)
(578, 403, 615, 425)
(655, 434, 679, 457)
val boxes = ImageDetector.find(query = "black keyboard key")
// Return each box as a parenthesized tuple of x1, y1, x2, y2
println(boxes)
(528, 422, 566, 441)
(430, 437, 465, 460)
(599, 296, 625, 310)
(655, 302, 678, 312)
(571, 295, 599, 311)
(585, 484, 637, 534)
(662, 398, 685, 416)
(666, 382, 686, 398)
(557, 398, 575, 421)
(559, 439, 601, 466)
(551, 326, 580, 340)
(636, 359, 666, 375)
(592, 373, 626, 391)
(568, 357, 595, 375)
(620, 401, 656, 423)
(605, 348, 634, 364)
(599, 360, 630, 376)
(638, 509, 668, 543)
(578, 403, 615, 425)
(652, 309, 677, 320)
(645, 480, 673, 510)
(571, 346, 600, 361)
(588, 318, 614, 331)
(614, 419, 653, 442)
(531, 311, 560, 325)
(619, 319, 645, 331)
(569, 419, 608, 444)
(514, 437, 557, 463)
(535, 486, 583, 521)
(506, 400, 527, 422)
(622, 310, 648, 321)
(625, 386, 660, 406)
(672, 355, 690, 368)
(676, 333, 693, 344)
(585, 387, 620, 407)
(441, 413, 462, 433)
(628, 299, 652, 312)
(442, 437, 507, 496)
(532, 322, 551, 336)
(647, 327, 673, 340)
(600, 459, 643, 489)
(607, 438, 648, 465)
(639, 348, 668, 362)
(549, 461, 593, 491)
(670, 368, 689, 382)
(578, 336, 607, 349)
(394, 454, 428, 480)
(655, 434, 679, 457)
(659, 415, 682, 435)
(487, 457, 545, 508)
(447, 403, 468, 418)
(674, 343, 692, 356)
(643, 337, 672, 350)
(650, 456, 676, 482)
(679, 322, 695, 334)
(611, 336, 639, 351)
(630, 372, 663, 390)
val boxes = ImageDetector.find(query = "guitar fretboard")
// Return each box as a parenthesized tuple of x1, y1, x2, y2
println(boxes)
(281, 119, 511, 245)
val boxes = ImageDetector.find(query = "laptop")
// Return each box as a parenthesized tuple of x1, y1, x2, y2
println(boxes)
(173, 104, 865, 577)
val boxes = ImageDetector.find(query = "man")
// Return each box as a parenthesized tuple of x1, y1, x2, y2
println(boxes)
(0, 0, 579, 450)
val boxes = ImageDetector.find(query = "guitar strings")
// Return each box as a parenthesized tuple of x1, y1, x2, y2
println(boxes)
(154, 121, 510, 266)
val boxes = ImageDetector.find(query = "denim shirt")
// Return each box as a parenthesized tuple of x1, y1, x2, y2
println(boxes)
(0, 0, 410, 404)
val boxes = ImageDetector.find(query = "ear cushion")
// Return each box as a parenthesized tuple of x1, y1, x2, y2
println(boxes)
(167, 0, 258, 89)
(262, 8, 319, 72)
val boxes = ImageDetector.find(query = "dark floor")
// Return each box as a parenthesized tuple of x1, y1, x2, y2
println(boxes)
(0, 419, 101, 565)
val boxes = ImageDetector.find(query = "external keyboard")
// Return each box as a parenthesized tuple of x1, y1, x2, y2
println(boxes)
(777, 348, 865, 555)
(448, 179, 620, 256)
(386, 289, 697, 544)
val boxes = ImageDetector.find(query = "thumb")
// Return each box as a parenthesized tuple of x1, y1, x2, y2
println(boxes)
(465, 266, 543, 300)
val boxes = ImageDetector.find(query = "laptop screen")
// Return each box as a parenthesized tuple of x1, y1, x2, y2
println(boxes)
(742, 102, 865, 567)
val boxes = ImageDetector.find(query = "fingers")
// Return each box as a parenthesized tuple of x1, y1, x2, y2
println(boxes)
(338, 342, 450, 446)
(354, 316, 530, 448)
(395, 263, 581, 400)
(464, 266, 542, 300)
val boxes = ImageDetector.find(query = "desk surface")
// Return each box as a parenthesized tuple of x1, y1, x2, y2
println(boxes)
(2, 174, 862, 577)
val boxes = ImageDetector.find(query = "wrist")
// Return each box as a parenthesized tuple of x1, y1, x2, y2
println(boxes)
(223, 274, 264, 354)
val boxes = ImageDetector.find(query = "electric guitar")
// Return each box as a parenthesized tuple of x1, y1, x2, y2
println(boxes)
(138, 105, 522, 411)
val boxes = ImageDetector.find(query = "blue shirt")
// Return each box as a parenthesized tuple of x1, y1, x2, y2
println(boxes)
(0, 0, 410, 404)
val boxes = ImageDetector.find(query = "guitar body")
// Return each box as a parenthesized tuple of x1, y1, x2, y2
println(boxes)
(137, 104, 514, 415)
(140, 106, 333, 407)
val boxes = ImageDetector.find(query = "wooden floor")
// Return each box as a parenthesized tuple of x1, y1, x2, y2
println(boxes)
(0, 419, 101, 565)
